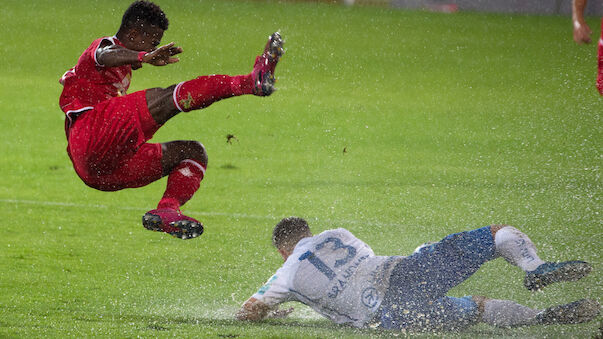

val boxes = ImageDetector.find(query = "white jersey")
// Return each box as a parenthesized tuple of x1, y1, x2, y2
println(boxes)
(251, 228, 402, 327)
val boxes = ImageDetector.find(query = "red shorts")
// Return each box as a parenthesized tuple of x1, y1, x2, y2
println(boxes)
(66, 90, 164, 191)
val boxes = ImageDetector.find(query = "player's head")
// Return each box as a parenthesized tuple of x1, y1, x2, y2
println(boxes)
(272, 217, 312, 260)
(118, 1, 169, 52)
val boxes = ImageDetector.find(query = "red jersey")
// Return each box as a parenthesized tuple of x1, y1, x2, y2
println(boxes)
(59, 36, 132, 116)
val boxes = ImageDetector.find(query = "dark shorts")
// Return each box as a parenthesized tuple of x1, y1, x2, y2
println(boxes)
(375, 226, 496, 331)
(66, 90, 164, 191)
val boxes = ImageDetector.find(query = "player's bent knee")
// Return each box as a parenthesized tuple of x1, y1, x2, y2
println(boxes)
(186, 140, 208, 167)
(161, 140, 208, 175)
(471, 295, 488, 311)
(489, 224, 510, 237)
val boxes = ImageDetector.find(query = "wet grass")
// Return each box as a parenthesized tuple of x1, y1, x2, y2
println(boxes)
(0, 0, 601, 337)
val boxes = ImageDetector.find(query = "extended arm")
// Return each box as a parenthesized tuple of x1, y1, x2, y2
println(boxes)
(572, 0, 592, 44)
(96, 41, 183, 68)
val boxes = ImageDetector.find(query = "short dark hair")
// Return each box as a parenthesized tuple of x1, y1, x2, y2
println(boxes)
(120, 1, 169, 31)
(272, 217, 312, 249)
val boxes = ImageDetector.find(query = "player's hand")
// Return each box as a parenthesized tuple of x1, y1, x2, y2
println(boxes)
(142, 42, 183, 66)
(573, 21, 592, 44)
(266, 307, 294, 319)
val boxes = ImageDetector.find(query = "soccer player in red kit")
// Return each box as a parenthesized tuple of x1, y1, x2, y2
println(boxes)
(572, 0, 603, 95)
(59, 1, 284, 239)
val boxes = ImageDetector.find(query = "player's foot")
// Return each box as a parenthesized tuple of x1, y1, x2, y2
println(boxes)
(142, 208, 204, 240)
(252, 32, 285, 96)
(263, 31, 285, 65)
(535, 299, 600, 325)
(524, 261, 592, 291)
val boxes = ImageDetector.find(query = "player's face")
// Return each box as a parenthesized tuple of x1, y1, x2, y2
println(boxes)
(127, 25, 164, 52)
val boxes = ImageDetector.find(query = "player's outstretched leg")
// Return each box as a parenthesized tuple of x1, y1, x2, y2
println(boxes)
(494, 226, 592, 291)
(170, 32, 285, 114)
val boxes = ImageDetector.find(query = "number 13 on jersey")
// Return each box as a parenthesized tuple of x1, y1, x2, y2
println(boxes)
(299, 237, 357, 280)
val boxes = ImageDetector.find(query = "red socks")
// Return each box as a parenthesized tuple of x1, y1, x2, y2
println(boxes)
(157, 159, 206, 210)
(173, 74, 254, 112)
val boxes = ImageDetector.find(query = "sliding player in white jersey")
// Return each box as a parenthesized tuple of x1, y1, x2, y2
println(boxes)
(236, 217, 599, 332)
(243, 226, 401, 327)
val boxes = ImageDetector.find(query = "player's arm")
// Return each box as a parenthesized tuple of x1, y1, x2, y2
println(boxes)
(236, 297, 293, 321)
(96, 40, 182, 68)
(572, 0, 592, 44)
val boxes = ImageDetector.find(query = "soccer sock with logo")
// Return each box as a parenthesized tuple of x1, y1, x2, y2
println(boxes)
(494, 226, 546, 272)
(172, 74, 254, 112)
(157, 159, 206, 210)
(481, 299, 540, 327)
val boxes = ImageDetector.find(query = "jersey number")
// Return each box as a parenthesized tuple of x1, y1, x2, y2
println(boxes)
(298, 237, 356, 280)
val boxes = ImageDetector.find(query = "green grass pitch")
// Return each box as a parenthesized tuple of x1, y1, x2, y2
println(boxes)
(0, 0, 601, 337)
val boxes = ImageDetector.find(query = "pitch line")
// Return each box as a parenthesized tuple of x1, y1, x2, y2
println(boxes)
(0, 198, 401, 227)
(0, 198, 273, 220)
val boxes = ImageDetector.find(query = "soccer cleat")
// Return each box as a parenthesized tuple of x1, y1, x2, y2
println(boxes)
(264, 32, 285, 67)
(142, 208, 204, 240)
(535, 299, 600, 325)
(524, 261, 592, 291)
(251, 60, 276, 96)
(252, 32, 285, 96)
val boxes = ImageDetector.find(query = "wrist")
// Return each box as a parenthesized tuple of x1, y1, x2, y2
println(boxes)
(137, 51, 147, 63)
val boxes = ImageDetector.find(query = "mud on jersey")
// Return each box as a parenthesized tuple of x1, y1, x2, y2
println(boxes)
(252, 228, 402, 327)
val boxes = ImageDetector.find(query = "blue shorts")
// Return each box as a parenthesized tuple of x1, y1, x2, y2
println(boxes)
(374, 226, 496, 331)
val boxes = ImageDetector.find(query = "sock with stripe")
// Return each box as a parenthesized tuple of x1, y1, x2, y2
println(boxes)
(173, 74, 253, 112)
(157, 159, 206, 210)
